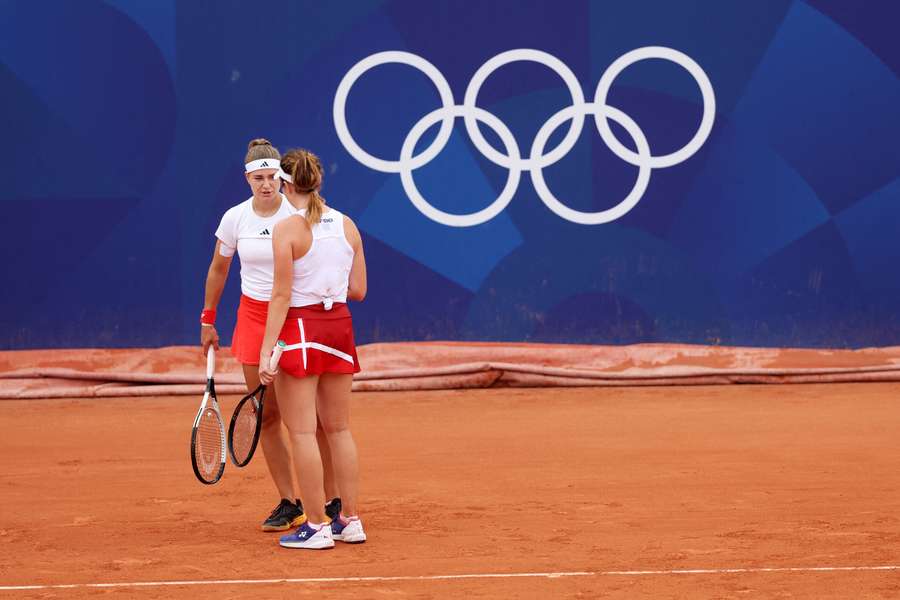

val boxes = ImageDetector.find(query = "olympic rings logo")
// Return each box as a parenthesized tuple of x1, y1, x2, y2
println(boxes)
(334, 47, 715, 227)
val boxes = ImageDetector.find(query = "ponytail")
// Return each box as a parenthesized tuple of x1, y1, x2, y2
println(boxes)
(306, 190, 325, 225)
(284, 149, 326, 224)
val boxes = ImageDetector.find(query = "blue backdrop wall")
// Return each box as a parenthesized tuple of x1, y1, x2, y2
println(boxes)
(1, 0, 899, 349)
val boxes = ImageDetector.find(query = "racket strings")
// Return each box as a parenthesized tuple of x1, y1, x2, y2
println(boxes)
(230, 396, 260, 464)
(195, 410, 224, 478)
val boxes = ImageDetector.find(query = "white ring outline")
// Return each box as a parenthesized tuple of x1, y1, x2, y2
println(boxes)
(462, 49, 585, 170)
(593, 46, 716, 169)
(400, 105, 522, 228)
(333, 47, 715, 225)
(530, 103, 651, 225)
(333, 51, 455, 173)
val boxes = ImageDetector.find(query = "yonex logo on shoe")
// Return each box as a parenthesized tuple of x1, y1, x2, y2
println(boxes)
(299, 531, 307, 538)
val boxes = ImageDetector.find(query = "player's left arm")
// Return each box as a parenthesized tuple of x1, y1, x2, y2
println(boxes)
(259, 217, 304, 383)
(345, 216, 367, 302)
(200, 242, 234, 355)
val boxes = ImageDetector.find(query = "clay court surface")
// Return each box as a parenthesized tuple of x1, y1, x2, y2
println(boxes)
(2, 383, 899, 598)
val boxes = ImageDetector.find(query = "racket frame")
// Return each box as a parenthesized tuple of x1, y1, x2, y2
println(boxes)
(226, 341, 285, 468)
(190, 347, 227, 484)
(227, 384, 265, 467)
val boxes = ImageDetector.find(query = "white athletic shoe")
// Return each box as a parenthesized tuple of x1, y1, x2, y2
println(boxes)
(279, 522, 334, 549)
(332, 517, 367, 543)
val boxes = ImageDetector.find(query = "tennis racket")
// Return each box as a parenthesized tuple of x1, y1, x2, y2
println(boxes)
(190, 347, 226, 484)
(227, 341, 285, 467)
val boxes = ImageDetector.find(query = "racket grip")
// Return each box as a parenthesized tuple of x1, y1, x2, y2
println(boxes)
(269, 340, 286, 370)
(206, 346, 216, 378)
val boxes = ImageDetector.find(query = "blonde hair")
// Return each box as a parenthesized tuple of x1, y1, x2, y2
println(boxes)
(280, 149, 325, 224)
(244, 138, 280, 163)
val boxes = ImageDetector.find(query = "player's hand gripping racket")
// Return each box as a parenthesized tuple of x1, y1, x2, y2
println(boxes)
(227, 341, 285, 467)
(190, 347, 226, 484)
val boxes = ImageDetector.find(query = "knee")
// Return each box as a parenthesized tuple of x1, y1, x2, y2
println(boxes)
(285, 427, 318, 441)
(284, 412, 318, 437)
(319, 418, 349, 436)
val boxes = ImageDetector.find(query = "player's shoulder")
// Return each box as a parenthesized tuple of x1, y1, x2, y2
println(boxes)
(341, 213, 361, 246)
(274, 213, 310, 234)
(341, 212, 359, 233)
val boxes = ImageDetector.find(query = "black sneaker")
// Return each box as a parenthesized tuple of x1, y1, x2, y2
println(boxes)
(325, 497, 342, 522)
(261, 499, 305, 532)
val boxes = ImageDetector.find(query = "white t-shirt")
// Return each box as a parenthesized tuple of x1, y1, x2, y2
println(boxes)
(215, 195, 297, 301)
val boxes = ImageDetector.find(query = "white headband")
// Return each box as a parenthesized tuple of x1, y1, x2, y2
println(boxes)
(245, 158, 280, 172)
(275, 168, 293, 183)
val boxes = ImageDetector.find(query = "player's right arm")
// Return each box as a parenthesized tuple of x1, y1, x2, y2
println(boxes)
(259, 216, 311, 384)
(344, 216, 367, 302)
(201, 240, 234, 355)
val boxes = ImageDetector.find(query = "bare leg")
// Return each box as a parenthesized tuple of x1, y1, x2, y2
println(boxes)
(317, 418, 339, 501)
(243, 364, 294, 501)
(316, 373, 359, 516)
(275, 373, 327, 524)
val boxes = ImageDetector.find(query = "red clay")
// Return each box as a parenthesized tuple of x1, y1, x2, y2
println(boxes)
(2, 384, 900, 598)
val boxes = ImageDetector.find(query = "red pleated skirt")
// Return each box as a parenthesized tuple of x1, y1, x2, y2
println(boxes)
(277, 303, 361, 378)
(230, 294, 269, 365)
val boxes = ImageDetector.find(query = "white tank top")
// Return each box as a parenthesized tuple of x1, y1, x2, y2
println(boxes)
(291, 208, 355, 308)
(214, 195, 297, 301)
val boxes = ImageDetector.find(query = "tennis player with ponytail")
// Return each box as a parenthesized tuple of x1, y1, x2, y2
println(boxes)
(201, 139, 341, 531)
(259, 149, 368, 550)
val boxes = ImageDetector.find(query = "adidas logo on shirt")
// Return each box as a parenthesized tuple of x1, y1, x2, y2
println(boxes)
(259, 228, 271, 236)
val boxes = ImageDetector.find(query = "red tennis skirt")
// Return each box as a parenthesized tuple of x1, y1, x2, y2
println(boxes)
(277, 303, 361, 378)
(231, 295, 270, 365)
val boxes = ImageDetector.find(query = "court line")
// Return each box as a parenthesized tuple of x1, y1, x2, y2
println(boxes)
(1, 565, 899, 591)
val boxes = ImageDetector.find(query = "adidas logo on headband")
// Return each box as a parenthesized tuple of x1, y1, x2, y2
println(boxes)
(245, 158, 280, 172)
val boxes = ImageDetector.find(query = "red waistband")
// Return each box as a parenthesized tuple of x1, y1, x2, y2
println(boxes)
(286, 302, 351, 320)
(239, 294, 269, 307)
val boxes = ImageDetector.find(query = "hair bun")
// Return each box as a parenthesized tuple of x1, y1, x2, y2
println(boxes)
(247, 138, 272, 150)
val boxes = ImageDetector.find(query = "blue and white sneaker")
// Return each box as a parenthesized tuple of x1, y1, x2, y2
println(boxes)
(279, 521, 334, 549)
(331, 516, 366, 543)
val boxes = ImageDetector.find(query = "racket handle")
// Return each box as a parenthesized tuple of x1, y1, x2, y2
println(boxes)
(269, 340, 286, 370)
(206, 346, 216, 379)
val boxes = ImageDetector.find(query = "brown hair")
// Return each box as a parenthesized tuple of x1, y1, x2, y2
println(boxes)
(280, 149, 325, 224)
(244, 138, 280, 163)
